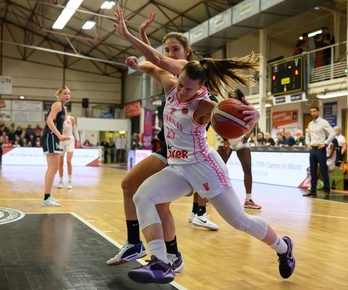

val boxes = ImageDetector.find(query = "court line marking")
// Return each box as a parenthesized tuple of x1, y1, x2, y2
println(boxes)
(25, 211, 187, 290)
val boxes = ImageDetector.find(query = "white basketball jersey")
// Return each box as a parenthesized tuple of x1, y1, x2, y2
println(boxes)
(164, 85, 212, 165)
(62, 115, 75, 140)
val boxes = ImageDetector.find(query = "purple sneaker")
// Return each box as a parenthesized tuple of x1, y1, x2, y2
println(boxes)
(277, 236, 295, 279)
(128, 255, 174, 284)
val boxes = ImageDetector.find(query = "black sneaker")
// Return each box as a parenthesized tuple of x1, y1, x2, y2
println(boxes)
(277, 236, 295, 279)
(128, 255, 174, 284)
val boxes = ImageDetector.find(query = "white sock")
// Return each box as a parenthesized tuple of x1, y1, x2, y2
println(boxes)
(68, 175, 72, 182)
(60, 177, 63, 182)
(246, 193, 252, 200)
(148, 239, 168, 263)
(270, 235, 288, 255)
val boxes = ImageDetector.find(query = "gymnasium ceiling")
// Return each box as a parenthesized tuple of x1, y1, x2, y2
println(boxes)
(0, 0, 347, 75)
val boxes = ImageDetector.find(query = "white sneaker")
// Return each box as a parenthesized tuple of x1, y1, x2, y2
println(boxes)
(57, 182, 64, 189)
(50, 196, 60, 204)
(106, 241, 147, 266)
(66, 182, 73, 189)
(188, 212, 196, 223)
(41, 196, 60, 207)
(192, 213, 219, 231)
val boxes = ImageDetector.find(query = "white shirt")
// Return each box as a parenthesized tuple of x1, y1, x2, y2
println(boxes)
(305, 117, 335, 146)
(336, 134, 346, 147)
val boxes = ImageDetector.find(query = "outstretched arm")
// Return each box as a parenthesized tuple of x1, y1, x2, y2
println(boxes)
(125, 56, 177, 93)
(114, 8, 187, 75)
(139, 11, 157, 46)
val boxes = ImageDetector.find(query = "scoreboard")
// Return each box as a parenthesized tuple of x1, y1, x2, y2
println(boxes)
(270, 56, 303, 96)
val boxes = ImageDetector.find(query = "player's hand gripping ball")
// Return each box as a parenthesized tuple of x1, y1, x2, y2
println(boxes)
(211, 98, 254, 139)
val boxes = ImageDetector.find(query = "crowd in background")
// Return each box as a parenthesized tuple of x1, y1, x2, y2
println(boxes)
(0, 122, 43, 148)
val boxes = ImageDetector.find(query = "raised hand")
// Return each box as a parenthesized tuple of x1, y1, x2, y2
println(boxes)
(113, 8, 130, 38)
(139, 11, 157, 35)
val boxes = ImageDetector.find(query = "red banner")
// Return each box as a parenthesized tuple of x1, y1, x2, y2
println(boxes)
(124, 101, 141, 118)
(272, 110, 298, 128)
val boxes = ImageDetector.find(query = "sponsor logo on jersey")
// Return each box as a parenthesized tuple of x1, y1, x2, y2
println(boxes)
(167, 149, 188, 159)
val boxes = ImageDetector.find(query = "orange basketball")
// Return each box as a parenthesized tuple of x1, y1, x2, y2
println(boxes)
(211, 98, 253, 139)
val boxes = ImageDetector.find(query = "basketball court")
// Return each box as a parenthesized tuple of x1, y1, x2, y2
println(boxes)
(1, 164, 348, 289)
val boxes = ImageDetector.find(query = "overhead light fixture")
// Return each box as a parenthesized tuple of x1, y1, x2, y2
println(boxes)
(299, 29, 322, 40)
(317, 91, 348, 99)
(82, 21, 95, 30)
(52, 0, 84, 30)
(19, 95, 25, 100)
(101, 1, 116, 9)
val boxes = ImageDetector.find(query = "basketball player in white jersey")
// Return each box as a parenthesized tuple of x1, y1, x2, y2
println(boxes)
(57, 114, 80, 189)
(114, 8, 295, 284)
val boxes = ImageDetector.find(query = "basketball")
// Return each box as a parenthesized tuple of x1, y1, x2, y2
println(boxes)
(211, 98, 253, 139)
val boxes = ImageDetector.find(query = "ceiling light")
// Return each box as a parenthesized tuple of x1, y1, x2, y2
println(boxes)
(52, 0, 84, 30)
(101, 1, 116, 9)
(82, 21, 95, 30)
(317, 91, 348, 99)
(299, 29, 322, 40)
(19, 95, 25, 100)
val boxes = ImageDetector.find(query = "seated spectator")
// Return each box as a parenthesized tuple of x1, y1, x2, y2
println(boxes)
(2, 136, 12, 148)
(24, 124, 34, 141)
(247, 132, 258, 147)
(294, 129, 306, 146)
(12, 140, 21, 147)
(83, 139, 93, 147)
(256, 131, 266, 146)
(14, 126, 23, 138)
(34, 124, 42, 137)
(26, 141, 33, 147)
(282, 130, 296, 146)
(265, 132, 275, 147)
(275, 131, 285, 146)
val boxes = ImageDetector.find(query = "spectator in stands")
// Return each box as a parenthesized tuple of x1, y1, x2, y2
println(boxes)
(319, 26, 335, 66)
(24, 124, 34, 141)
(83, 139, 93, 147)
(282, 130, 296, 146)
(8, 123, 16, 143)
(333, 126, 347, 165)
(265, 132, 275, 147)
(294, 129, 306, 146)
(256, 131, 266, 146)
(34, 124, 42, 138)
(248, 132, 258, 147)
(2, 135, 12, 148)
(301, 33, 316, 71)
(293, 39, 306, 55)
(14, 125, 23, 138)
(275, 132, 284, 146)
(12, 140, 21, 147)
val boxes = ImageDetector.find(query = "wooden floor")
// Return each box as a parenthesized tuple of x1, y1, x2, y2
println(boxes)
(1, 164, 348, 290)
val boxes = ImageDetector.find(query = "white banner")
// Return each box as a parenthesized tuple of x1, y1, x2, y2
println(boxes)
(12, 100, 43, 111)
(2, 147, 100, 166)
(227, 151, 309, 187)
(0, 76, 13, 95)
